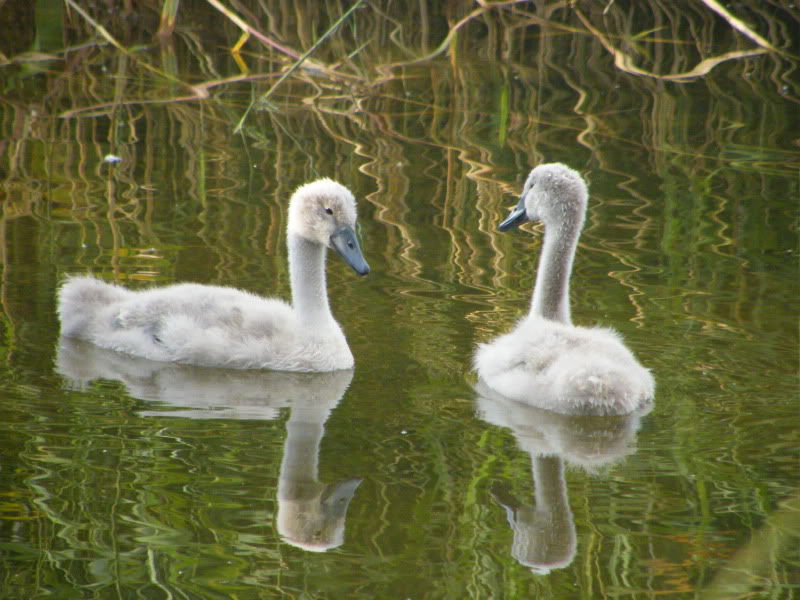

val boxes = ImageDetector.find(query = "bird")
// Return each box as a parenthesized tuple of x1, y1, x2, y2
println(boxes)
(474, 163, 654, 415)
(57, 178, 369, 372)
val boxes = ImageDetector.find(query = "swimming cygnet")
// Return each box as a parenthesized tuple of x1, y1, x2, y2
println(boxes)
(58, 178, 369, 372)
(474, 164, 654, 415)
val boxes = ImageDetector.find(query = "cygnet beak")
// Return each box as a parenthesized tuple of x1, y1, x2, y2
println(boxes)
(330, 227, 370, 276)
(498, 196, 530, 232)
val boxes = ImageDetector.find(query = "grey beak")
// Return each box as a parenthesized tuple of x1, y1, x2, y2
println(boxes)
(498, 196, 529, 232)
(330, 227, 370, 276)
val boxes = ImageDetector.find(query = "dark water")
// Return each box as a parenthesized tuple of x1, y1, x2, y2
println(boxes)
(1, 2, 798, 598)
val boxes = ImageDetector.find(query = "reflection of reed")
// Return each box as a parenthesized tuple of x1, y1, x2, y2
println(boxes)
(0, 1, 794, 374)
(701, 490, 800, 599)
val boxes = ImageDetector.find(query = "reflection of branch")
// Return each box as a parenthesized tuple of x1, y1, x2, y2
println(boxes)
(59, 72, 282, 118)
(383, 0, 530, 69)
(64, 0, 192, 90)
(576, 10, 768, 81)
(0, 51, 60, 66)
(698, 0, 778, 52)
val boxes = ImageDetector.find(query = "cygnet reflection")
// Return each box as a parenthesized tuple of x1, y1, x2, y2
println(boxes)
(55, 337, 361, 552)
(278, 396, 361, 552)
(475, 381, 651, 574)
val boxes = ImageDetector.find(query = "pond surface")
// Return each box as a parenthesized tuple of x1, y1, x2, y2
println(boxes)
(0, 2, 798, 599)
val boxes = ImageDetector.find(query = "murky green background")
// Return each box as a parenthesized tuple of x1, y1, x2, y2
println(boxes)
(1, 2, 798, 598)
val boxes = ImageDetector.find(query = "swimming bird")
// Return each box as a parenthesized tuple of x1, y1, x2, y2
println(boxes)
(474, 163, 654, 415)
(57, 178, 369, 372)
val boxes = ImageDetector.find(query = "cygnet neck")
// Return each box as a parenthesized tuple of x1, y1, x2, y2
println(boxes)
(529, 214, 582, 324)
(288, 234, 335, 328)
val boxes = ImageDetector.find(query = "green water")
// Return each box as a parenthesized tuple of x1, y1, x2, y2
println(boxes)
(0, 2, 798, 598)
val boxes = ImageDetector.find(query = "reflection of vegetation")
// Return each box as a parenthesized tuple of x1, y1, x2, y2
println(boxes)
(1, 1, 795, 288)
(0, 1, 798, 598)
(702, 491, 800, 599)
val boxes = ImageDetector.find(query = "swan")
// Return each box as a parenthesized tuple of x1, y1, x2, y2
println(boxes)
(57, 178, 369, 372)
(474, 163, 654, 415)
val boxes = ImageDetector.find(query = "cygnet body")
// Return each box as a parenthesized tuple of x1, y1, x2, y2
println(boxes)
(57, 179, 369, 372)
(474, 163, 654, 415)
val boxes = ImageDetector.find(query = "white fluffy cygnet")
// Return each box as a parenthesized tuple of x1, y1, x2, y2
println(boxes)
(474, 163, 654, 415)
(57, 178, 369, 372)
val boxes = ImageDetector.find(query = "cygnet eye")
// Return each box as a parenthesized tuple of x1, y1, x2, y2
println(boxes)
(325, 207, 333, 215)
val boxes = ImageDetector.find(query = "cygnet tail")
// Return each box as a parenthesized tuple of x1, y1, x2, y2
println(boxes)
(558, 362, 654, 416)
(57, 275, 130, 338)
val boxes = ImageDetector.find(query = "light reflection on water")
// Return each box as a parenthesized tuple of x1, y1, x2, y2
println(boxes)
(1, 2, 798, 598)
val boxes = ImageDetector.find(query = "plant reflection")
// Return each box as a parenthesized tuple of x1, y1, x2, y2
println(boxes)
(476, 382, 651, 574)
(55, 336, 360, 552)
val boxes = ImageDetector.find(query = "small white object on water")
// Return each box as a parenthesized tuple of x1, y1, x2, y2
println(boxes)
(104, 154, 122, 164)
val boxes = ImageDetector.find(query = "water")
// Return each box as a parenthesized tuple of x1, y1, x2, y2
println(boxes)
(0, 2, 798, 598)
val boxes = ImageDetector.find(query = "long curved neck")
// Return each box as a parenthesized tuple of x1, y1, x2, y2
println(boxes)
(530, 220, 581, 324)
(288, 234, 334, 327)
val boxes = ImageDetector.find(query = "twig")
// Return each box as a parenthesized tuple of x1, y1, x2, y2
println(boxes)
(577, 10, 767, 81)
(384, 0, 530, 69)
(205, 0, 301, 59)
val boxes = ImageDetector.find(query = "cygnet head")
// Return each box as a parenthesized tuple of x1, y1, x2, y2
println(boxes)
(288, 178, 370, 275)
(499, 163, 588, 232)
